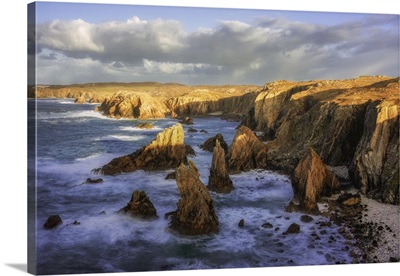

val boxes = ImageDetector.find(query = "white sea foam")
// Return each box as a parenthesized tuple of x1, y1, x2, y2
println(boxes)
(35, 99, 355, 274)
(119, 126, 163, 132)
(94, 134, 146, 142)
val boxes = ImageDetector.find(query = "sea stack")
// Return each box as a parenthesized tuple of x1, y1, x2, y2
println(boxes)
(226, 125, 268, 173)
(208, 140, 234, 193)
(169, 161, 219, 235)
(285, 147, 341, 214)
(93, 123, 187, 175)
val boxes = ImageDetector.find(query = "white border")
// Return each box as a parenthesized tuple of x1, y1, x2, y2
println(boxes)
(1, 1, 399, 276)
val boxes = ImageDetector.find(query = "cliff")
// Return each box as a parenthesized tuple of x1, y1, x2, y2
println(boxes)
(242, 76, 399, 204)
(95, 92, 168, 119)
(32, 76, 399, 204)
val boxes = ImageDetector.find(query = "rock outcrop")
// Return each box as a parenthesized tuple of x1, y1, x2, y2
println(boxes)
(135, 123, 154, 129)
(241, 76, 399, 204)
(285, 147, 341, 215)
(44, 215, 62, 229)
(200, 133, 228, 153)
(225, 126, 268, 173)
(119, 190, 157, 219)
(349, 99, 399, 204)
(169, 161, 219, 235)
(93, 123, 187, 175)
(74, 96, 86, 104)
(85, 178, 103, 184)
(96, 92, 168, 119)
(208, 140, 234, 193)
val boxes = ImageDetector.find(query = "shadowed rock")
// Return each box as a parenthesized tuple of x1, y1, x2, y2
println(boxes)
(74, 96, 86, 104)
(119, 190, 157, 219)
(93, 123, 187, 175)
(285, 147, 341, 215)
(226, 125, 268, 173)
(44, 215, 62, 229)
(86, 178, 103, 184)
(200, 133, 228, 153)
(208, 140, 234, 193)
(283, 223, 301, 234)
(185, 144, 196, 156)
(135, 123, 154, 129)
(169, 161, 219, 235)
(350, 100, 399, 204)
(179, 116, 193, 125)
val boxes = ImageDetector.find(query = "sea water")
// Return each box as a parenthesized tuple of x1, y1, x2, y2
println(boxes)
(29, 98, 354, 274)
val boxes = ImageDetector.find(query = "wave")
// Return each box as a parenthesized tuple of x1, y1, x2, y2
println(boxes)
(94, 134, 146, 142)
(37, 110, 111, 120)
(119, 126, 163, 132)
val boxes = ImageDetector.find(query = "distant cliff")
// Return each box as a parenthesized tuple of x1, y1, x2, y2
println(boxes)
(29, 77, 399, 204)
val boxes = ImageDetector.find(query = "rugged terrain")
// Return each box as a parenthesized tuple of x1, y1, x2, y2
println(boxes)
(31, 76, 399, 205)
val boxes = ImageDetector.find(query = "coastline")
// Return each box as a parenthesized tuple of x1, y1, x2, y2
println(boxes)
(359, 196, 400, 263)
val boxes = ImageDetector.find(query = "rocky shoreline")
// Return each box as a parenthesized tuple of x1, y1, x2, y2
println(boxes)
(36, 76, 399, 264)
(318, 188, 399, 264)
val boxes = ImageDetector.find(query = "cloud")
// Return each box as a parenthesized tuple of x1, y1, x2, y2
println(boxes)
(34, 14, 399, 85)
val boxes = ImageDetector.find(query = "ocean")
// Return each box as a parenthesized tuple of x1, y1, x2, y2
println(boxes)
(28, 98, 354, 274)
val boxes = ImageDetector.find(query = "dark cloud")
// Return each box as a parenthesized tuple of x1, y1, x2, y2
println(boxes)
(35, 14, 399, 84)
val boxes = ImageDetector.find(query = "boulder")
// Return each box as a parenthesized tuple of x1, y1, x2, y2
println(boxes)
(225, 126, 268, 173)
(283, 223, 301, 234)
(86, 178, 103, 184)
(44, 215, 62, 229)
(285, 147, 341, 215)
(169, 161, 219, 235)
(208, 140, 234, 193)
(179, 116, 193, 125)
(337, 193, 361, 207)
(300, 215, 314, 223)
(200, 133, 228, 153)
(74, 96, 86, 104)
(185, 144, 196, 156)
(135, 123, 154, 129)
(262, 222, 274, 229)
(188, 127, 198, 133)
(119, 190, 157, 219)
(93, 123, 187, 175)
(165, 172, 176, 180)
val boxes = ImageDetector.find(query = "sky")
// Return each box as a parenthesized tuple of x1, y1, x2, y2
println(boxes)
(28, 1, 399, 85)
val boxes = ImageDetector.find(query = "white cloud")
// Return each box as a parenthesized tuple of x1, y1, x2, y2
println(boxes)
(33, 13, 399, 85)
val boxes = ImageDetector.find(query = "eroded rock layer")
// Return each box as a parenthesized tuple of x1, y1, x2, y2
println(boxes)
(208, 140, 234, 193)
(93, 123, 187, 175)
(226, 125, 268, 173)
(169, 161, 219, 235)
(285, 147, 341, 214)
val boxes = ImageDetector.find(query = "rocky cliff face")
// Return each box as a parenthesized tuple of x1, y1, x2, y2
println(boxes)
(226, 125, 268, 173)
(350, 99, 399, 204)
(169, 161, 219, 235)
(285, 147, 341, 214)
(242, 76, 399, 204)
(96, 92, 168, 119)
(208, 140, 234, 193)
(93, 123, 187, 175)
